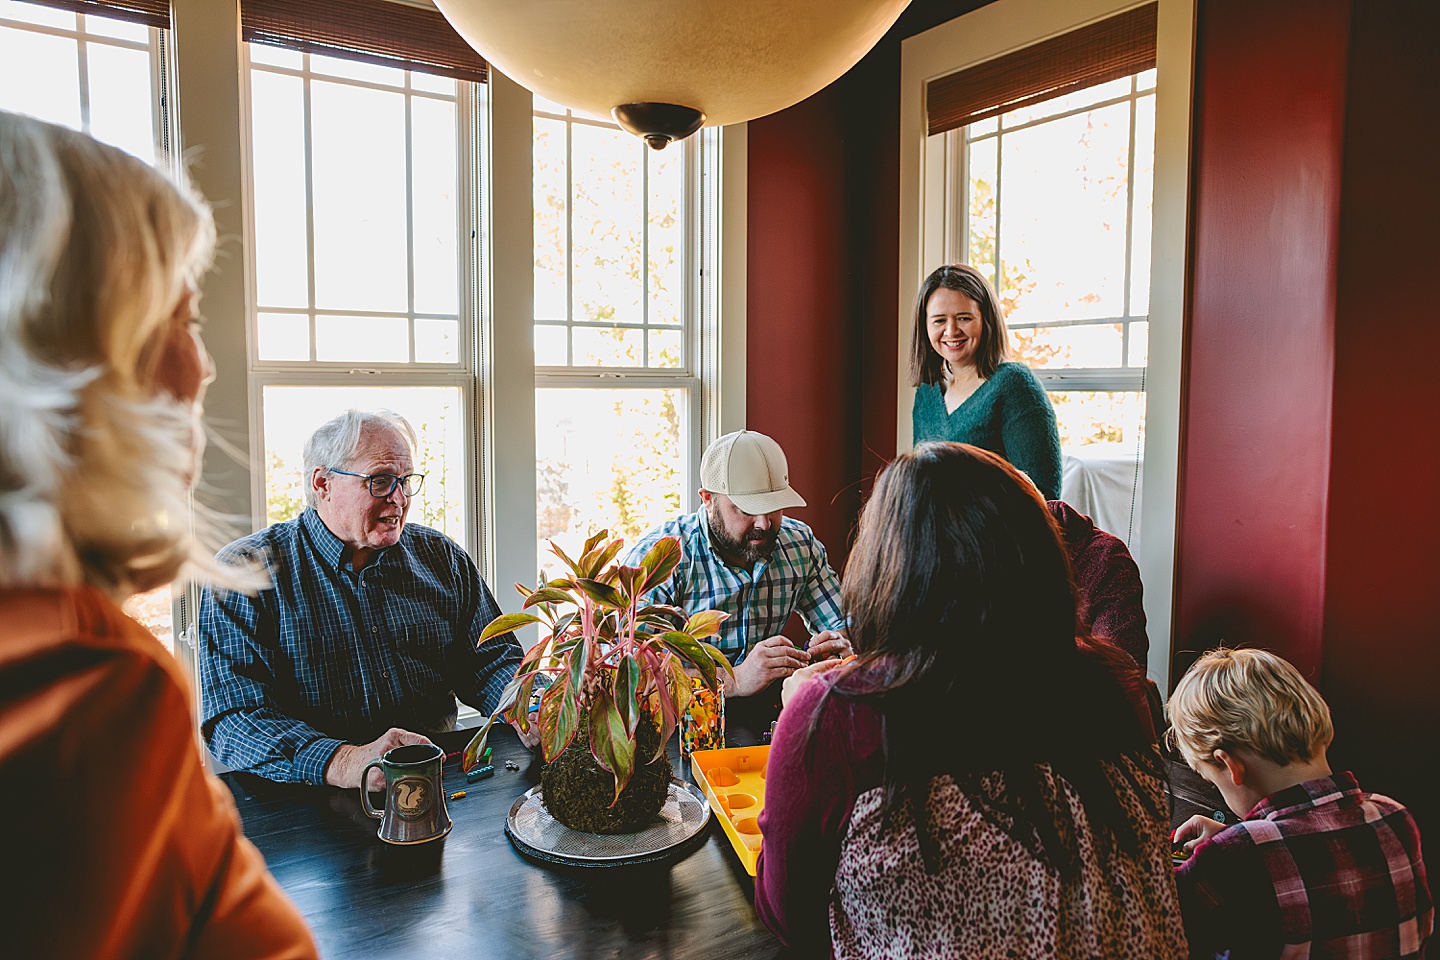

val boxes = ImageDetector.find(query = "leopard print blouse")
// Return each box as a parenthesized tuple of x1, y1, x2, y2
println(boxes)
(830, 753, 1187, 959)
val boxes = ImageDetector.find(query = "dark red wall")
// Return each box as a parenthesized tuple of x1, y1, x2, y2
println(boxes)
(1175, 0, 1440, 834)
(745, 82, 859, 569)
(1171, 0, 1350, 680)
(745, 0, 990, 573)
(1321, 0, 1440, 834)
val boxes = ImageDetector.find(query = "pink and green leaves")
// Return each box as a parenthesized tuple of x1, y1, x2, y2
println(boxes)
(493, 531, 732, 802)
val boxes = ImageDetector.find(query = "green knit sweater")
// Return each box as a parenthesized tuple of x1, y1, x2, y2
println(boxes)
(911, 361, 1063, 500)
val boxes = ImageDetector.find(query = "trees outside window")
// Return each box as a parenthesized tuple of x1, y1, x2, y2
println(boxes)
(532, 98, 712, 583)
(247, 46, 475, 549)
(953, 70, 1155, 455)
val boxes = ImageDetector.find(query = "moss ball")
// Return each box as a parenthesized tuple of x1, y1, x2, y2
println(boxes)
(541, 715, 671, 834)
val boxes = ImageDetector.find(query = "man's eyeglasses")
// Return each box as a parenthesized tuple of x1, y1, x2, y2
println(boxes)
(328, 468, 426, 498)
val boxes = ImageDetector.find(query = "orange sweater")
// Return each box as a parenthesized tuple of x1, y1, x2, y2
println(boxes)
(0, 587, 317, 960)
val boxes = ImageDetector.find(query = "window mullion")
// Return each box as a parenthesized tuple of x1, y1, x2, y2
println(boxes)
(301, 57, 318, 361)
(404, 81, 417, 364)
(76, 20, 92, 133)
(992, 125, 1004, 299)
(1122, 79, 1139, 367)
(564, 113, 574, 365)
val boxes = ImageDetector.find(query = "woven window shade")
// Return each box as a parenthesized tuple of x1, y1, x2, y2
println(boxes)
(241, 0, 487, 84)
(19, 0, 169, 29)
(927, 2, 1156, 137)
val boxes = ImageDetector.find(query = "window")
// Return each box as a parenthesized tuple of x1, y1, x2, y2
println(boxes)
(903, 0, 1195, 683)
(0, 0, 166, 162)
(2, 0, 180, 647)
(920, 3, 1161, 547)
(949, 69, 1155, 458)
(246, 44, 478, 551)
(532, 97, 713, 581)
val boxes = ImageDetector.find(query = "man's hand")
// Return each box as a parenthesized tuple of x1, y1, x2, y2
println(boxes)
(728, 635, 810, 698)
(1173, 814, 1228, 855)
(805, 629, 851, 662)
(780, 656, 849, 707)
(325, 728, 434, 790)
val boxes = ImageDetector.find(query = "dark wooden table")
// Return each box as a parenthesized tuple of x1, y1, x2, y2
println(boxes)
(225, 700, 1228, 960)
(224, 706, 784, 960)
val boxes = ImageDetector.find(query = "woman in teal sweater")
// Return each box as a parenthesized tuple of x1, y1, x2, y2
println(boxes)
(909, 263, 1062, 500)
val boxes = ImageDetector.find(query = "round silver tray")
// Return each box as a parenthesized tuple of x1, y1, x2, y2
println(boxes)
(505, 778, 711, 868)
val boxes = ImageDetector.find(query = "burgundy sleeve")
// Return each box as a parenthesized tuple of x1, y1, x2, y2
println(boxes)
(754, 676, 878, 953)
(1075, 533, 1150, 668)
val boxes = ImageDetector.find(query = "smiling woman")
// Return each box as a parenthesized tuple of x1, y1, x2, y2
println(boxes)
(909, 263, 1063, 500)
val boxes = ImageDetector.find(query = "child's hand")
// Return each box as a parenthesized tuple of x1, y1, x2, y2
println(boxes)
(1172, 814, 1228, 855)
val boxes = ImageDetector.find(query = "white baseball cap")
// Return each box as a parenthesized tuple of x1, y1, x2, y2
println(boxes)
(699, 430, 806, 515)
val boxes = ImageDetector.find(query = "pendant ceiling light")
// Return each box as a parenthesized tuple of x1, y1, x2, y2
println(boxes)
(431, 0, 912, 148)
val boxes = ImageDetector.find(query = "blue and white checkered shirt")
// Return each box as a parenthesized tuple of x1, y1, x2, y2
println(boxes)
(200, 508, 522, 784)
(621, 507, 845, 664)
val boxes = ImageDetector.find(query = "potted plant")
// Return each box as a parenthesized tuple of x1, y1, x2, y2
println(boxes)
(463, 530, 732, 834)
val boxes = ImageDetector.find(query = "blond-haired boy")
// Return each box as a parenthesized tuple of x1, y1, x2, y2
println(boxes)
(1168, 647, 1432, 959)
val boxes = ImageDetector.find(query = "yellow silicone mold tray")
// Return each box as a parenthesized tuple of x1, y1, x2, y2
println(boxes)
(690, 745, 769, 875)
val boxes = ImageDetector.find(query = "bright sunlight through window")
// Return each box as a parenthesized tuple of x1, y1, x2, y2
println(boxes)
(247, 44, 475, 550)
(946, 68, 1156, 545)
(532, 98, 701, 583)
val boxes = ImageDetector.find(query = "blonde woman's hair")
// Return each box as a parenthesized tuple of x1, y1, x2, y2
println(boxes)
(0, 111, 233, 596)
(1167, 647, 1334, 768)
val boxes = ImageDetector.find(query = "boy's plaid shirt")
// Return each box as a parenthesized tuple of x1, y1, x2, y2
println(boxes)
(1176, 771, 1433, 959)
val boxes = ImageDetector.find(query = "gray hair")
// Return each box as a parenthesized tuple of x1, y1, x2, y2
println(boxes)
(302, 409, 418, 508)
(0, 111, 232, 594)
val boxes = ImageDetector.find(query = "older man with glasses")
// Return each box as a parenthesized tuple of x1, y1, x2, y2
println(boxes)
(200, 409, 530, 788)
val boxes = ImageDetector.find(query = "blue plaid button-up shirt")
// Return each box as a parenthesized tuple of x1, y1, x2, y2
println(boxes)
(200, 508, 522, 784)
(621, 508, 845, 665)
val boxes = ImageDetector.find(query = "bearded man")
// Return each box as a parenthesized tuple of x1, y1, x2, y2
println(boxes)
(622, 430, 849, 699)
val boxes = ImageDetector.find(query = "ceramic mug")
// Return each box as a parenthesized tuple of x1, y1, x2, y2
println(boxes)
(360, 742, 453, 844)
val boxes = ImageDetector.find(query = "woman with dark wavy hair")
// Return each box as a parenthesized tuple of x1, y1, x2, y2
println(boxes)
(755, 442, 1183, 959)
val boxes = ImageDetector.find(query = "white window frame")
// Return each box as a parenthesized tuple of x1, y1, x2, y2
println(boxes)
(939, 71, 1155, 395)
(529, 105, 718, 538)
(239, 45, 485, 558)
(900, 0, 1195, 688)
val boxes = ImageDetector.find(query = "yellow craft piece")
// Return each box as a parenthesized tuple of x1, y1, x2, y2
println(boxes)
(690, 745, 770, 876)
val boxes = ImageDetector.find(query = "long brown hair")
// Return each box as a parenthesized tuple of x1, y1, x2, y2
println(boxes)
(819, 442, 1159, 875)
(908, 263, 1011, 386)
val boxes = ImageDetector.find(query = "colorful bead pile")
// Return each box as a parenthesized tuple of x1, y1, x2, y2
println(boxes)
(681, 676, 725, 755)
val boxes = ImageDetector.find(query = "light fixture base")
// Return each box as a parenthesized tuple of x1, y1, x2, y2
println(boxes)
(611, 102, 706, 150)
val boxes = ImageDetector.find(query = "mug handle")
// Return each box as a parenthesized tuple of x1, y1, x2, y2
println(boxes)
(360, 760, 386, 819)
